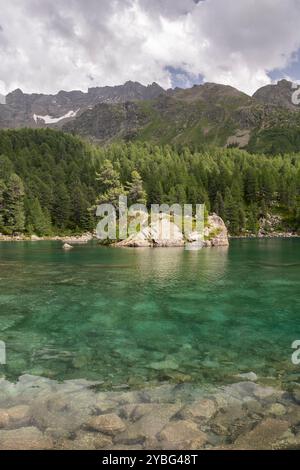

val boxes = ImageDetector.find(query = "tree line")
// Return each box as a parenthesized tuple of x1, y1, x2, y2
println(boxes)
(0, 129, 299, 236)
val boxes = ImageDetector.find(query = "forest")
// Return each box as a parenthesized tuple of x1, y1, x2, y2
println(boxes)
(0, 128, 299, 236)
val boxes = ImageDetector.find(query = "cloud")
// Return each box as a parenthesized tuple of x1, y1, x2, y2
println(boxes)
(0, 0, 300, 95)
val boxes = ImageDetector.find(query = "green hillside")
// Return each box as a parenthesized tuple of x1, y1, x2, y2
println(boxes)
(1, 129, 299, 237)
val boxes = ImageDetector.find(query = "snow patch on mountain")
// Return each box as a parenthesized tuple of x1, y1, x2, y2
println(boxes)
(33, 109, 80, 124)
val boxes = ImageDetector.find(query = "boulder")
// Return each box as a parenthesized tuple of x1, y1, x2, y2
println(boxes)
(158, 420, 207, 448)
(237, 372, 258, 382)
(204, 214, 229, 247)
(0, 427, 53, 450)
(63, 243, 73, 250)
(116, 212, 228, 248)
(117, 215, 184, 247)
(86, 413, 126, 436)
(180, 399, 217, 421)
(115, 404, 181, 444)
(233, 418, 290, 450)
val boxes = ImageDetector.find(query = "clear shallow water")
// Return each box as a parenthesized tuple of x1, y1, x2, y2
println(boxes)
(0, 239, 299, 389)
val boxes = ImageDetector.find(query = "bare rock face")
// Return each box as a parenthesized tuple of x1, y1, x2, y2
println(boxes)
(0, 82, 165, 129)
(253, 79, 300, 111)
(116, 215, 185, 248)
(116, 213, 229, 248)
(203, 214, 229, 247)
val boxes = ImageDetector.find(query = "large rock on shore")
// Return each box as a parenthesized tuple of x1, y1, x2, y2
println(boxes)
(117, 215, 185, 247)
(203, 214, 229, 247)
(116, 213, 229, 248)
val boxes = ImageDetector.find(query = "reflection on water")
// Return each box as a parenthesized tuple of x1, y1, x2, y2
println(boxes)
(0, 240, 299, 391)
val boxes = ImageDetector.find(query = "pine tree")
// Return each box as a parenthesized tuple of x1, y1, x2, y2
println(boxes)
(3, 174, 25, 234)
(224, 187, 240, 235)
(52, 183, 71, 230)
(0, 179, 6, 232)
(126, 170, 147, 206)
(26, 198, 52, 236)
(244, 168, 258, 204)
(95, 160, 125, 208)
(213, 192, 225, 219)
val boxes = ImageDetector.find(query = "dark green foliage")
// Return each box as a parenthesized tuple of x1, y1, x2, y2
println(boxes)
(0, 129, 99, 235)
(95, 142, 300, 235)
(126, 170, 147, 206)
(0, 129, 299, 236)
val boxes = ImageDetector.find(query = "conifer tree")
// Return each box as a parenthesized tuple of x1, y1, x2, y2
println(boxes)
(126, 170, 147, 206)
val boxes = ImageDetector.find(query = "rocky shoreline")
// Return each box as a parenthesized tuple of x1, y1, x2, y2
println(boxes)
(0, 233, 94, 243)
(0, 374, 299, 450)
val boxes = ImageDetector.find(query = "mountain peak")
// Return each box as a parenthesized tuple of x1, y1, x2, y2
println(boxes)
(253, 79, 299, 110)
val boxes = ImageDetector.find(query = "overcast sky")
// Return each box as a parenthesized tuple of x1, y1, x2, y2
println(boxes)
(1, 0, 300, 96)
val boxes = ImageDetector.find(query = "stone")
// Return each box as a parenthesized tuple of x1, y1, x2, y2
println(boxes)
(73, 431, 112, 449)
(149, 359, 179, 371)
(237, 372, 258, 382)
(268, 403, 287, 417)
(0, 427, 53, 450)
(206, 214, 229, 247)
(7, 405, 31, 426)
(86, 413, 126, 436)
(115, 404, 180, 444)
(252, 384, 281, 400)
(233, 419, 290, 450)
(63, 243, 73, 250)
(180, 399, 217, 421)
(0, 410, 10, 428)
(158, 420, 207, 448)
(117, 216, 185, 248)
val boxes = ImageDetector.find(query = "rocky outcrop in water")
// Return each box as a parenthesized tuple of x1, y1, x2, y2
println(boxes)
(116, 213, 229, 248)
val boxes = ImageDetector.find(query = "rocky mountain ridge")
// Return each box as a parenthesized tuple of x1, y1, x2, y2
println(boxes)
(1, 79, 300, 153)
(0, 81, 165, 129)
(63, 80, 300, 151)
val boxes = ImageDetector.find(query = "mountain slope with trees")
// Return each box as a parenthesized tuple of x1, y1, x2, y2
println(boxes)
(0, 129, 299, 237)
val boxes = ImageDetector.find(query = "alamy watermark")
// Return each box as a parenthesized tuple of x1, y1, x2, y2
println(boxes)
(0, 341, 6, 365)
(291, 81, 300, 105)
(292, 340, 300, 366)
(95, 196, 205, 250)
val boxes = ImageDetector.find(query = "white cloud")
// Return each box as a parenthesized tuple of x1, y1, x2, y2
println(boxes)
(0, 0, 300, 95)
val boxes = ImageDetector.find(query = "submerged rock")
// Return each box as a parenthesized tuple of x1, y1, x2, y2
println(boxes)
(149, 359, 179, 371)
(233, 418, 290, 450)
(237, 372, 258, 382)
(180, 399, 217, 421)
(0, 427, 53, 450)
(158, 420, 207, 448)
(63, 243, 73, 250)
(86, 413, 126, 436)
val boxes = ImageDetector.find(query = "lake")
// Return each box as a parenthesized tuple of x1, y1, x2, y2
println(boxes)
(0, 239, 299, 390)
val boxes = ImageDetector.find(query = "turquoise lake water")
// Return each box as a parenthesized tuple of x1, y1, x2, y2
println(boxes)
(0, 239, 299, 389)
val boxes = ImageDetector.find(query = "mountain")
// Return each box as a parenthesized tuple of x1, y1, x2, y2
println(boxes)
(0, 94, 5, 104)
(63, 81, 300, 153)
(253, 79, 300, 111)
(2, 79, 300, 154)
(0, 81, 166, 129)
